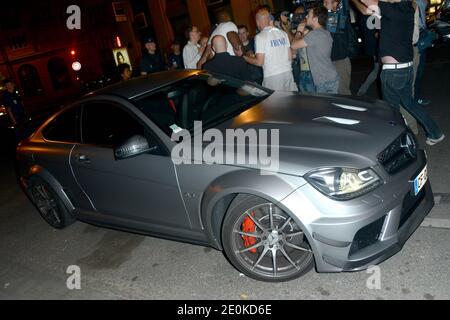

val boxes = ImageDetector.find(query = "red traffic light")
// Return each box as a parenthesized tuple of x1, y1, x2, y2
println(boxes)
(70, 50, 76, 56)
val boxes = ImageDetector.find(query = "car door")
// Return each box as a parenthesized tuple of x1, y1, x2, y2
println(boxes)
(70, 100, 192, 230)
(38, 105, 94, 211)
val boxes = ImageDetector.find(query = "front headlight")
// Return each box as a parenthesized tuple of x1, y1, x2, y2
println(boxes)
(305, 168, 382, 201)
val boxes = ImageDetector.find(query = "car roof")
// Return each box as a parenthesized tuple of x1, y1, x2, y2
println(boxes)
(94, 69, 203, 100)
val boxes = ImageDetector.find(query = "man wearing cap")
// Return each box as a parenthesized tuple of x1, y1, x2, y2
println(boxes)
(2, 79, 26, 126)
(140, 37, 167, 76)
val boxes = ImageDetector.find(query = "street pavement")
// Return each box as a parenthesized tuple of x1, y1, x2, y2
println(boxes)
(0, 47, 449, 300)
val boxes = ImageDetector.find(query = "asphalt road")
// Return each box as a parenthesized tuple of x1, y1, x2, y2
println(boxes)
(1, 47, 450, 300)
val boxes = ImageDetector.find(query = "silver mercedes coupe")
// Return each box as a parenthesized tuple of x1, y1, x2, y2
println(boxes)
(16, 70, 434, 282)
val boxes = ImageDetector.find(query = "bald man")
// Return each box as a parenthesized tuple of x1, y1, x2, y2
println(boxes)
(244, 9, 297, 92)
(197, 10, 243, 69)
(203, 35, 249, 81)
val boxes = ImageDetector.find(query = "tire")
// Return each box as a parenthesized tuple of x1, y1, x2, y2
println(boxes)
(222, 194, 314, 282)
(29, 177, 75, 229)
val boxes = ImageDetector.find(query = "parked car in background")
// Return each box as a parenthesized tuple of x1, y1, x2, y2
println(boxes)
(431, 0, 450, 45)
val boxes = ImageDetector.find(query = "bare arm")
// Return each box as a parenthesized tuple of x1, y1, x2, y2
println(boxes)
(280, 15, 295, 43)
(197, 45, 214, 69)
(291, 38, 307, 50)
(227, 31, 243, 56)
(243, 53, 265, 67)
(351, 0, 371, 15)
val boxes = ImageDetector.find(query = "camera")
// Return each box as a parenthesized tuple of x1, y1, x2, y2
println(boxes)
(289, 12, 307, 30)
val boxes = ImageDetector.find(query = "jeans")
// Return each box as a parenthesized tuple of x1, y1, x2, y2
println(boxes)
(316, 76, 339, 94)
(298, 71, 316, 93)
(414, 49, 427, 100)
(380, 66, 443, 139)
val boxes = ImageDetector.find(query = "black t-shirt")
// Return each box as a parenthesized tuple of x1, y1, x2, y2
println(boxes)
(168, 53, 184, 70)
(360, 15, 379, 58)
(140, 52, 166, 74)
(331, 31, 350, 61)
(242, 39, 256, 55)
(379, 1, 414, 63)
(203, 53, 250, 82)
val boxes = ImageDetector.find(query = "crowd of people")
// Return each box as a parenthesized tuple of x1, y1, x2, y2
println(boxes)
(2, 1, 444, 147)
(122, 0, 443, 146)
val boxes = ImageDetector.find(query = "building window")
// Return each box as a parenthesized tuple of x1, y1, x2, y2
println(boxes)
(8, 35, 28, 51)
(48, 57, 73, 90)
(17, 64, 44, 97)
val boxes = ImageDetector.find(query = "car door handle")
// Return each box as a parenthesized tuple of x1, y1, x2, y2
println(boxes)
(75, 154, 91, 164)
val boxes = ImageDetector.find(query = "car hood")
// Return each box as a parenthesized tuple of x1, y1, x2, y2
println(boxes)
(212, 91, 406, 176)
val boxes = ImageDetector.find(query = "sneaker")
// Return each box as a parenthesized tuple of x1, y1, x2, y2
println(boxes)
(417, 99, 431, 106)
(426, 134, 445, 146)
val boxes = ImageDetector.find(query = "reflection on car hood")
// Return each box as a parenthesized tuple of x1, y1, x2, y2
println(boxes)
(214, 91, 406, 175)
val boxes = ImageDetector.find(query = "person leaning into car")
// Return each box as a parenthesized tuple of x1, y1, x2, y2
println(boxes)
(203, 35, 250, 82)
(356, 0, 445, 146)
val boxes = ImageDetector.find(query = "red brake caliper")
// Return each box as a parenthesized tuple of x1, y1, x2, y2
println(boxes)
(241, 211, 257, 253)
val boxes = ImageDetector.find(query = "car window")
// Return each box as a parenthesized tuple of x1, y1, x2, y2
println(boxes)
(42, 106, 80, 143)
(132, 74, 271, 137)
(81, 102, 146, 147)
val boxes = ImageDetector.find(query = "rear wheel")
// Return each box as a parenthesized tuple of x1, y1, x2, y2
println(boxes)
(222, 195, 314, 282)
(29, 177, 75, 229)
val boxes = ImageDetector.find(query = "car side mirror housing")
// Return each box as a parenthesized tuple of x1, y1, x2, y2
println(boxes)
(114, 135, 157, 160)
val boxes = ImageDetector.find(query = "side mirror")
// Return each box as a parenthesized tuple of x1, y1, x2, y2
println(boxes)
(114, 135, 156, 160)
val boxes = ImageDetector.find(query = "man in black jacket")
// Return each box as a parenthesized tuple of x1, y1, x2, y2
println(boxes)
(203, 35, 250, 82)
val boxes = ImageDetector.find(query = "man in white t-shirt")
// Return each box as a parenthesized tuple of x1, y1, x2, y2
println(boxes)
(197, 11, 243, 69)
(183, 26, 205, 69)
(243, 9, 297, 92)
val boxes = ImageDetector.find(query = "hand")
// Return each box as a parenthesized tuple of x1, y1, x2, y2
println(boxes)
(234, 46, 243, 57)
(245, 50, 255, 57)
(297, 22, 306, 33)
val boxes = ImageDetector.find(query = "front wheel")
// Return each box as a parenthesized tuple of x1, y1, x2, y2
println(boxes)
(222, 195, 314, 282)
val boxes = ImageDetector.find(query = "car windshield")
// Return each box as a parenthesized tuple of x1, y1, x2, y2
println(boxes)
(131, 73, 272, 136)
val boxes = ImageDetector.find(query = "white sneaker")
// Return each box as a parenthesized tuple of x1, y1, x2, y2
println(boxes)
(426, 134, 445, 146)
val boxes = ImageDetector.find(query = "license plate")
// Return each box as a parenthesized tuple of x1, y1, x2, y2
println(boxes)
(413, 166, 428, 196)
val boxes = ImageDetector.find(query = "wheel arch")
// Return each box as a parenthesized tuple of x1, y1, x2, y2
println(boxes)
(199, 170, 308, 250)
(23, 165, 76, 213)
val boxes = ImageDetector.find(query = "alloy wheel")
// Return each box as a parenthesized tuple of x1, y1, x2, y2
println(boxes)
(230, 202, 313, 280)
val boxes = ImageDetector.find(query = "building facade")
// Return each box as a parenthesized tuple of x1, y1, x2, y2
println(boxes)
(0, 0, 276, 112)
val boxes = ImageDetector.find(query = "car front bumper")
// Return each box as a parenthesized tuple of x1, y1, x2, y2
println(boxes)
(280, 150, 434, 273)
